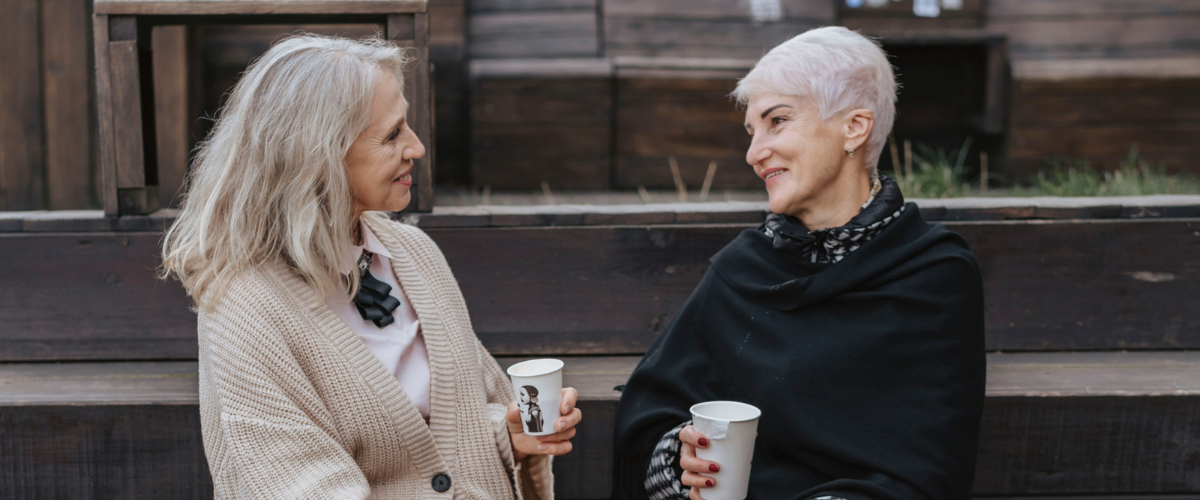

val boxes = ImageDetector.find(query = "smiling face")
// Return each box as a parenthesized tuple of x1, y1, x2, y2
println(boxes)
(344, 73, 425, 216)
(744, 93, 855, 217)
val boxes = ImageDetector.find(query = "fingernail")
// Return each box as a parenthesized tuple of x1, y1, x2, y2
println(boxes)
(537, 444, 548, 452)
(698, 437, 709, 447)
(705, 479, 714, 487)
(557, 422, 565, 431)
(708, 464, 719, 473)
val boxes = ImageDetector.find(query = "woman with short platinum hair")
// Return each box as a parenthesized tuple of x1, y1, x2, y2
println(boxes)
(614, 27, 986, 500)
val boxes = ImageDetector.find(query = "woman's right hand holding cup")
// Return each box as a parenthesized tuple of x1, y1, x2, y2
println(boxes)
(679, 424, 719, 499)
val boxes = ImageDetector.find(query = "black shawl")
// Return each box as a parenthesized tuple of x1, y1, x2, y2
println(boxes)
(612, 203, 986, 500)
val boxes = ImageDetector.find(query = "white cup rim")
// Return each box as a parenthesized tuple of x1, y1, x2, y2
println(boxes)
(506, 358, 565, 378)
(690, 401, 762, 423)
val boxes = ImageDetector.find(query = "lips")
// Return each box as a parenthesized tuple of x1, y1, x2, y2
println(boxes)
(760, 167, 787, 183)
(394, 172, 412, 186)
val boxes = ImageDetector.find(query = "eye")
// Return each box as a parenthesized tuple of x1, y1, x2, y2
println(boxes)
(772, 116, 787, 126)
(385, 128, 400, 142)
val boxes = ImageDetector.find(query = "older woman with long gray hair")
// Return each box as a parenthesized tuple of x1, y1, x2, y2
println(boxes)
(161, 35, 580, 498)
(614, 27, 986, 500)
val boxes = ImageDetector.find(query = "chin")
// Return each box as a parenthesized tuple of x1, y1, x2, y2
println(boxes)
(384, 191, 412, 212)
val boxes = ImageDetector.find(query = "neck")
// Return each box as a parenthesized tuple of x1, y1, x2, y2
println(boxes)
(790, 161, 872, 231)
(350, 209, 364, 246)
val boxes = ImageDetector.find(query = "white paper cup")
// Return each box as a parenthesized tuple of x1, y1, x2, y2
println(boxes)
(507, 359, 564, 436)
(690, 401, 761, 500)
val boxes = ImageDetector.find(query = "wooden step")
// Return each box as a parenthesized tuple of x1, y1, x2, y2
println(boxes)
(1, 200, 1199, 361)
(3, 352, 1199, 498)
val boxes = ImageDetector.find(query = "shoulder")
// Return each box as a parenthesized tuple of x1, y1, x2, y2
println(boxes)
(198, 262, 307, 350)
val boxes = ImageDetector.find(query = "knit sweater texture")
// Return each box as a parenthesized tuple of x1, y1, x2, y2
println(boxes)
(197, 213, 553, 499)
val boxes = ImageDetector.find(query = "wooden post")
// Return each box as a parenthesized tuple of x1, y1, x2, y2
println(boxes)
(99, 15, 160, 215)
(390, 13, 434, 212)
(93, 14, 119, 216)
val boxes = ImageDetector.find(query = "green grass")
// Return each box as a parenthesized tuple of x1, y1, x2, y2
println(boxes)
(1014, 146, 1200, 197)
(883, 141, 1200, 198)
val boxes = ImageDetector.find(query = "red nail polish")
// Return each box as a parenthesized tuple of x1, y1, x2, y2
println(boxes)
(698, 437, 709, 447)
(708, 464, 719, 473)
(705, 479, 714, 487)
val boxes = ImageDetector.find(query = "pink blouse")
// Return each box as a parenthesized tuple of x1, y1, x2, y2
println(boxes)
(325, 221, 431, 420)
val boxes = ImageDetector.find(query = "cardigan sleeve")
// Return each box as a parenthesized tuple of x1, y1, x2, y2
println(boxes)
(198, 295, 370, 500)
(478, 339, 555, 500)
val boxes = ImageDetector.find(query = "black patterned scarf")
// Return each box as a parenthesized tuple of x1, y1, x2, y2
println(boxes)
(762, 176, 906, 264)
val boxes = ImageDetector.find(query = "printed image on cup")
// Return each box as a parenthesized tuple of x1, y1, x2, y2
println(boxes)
(690, 401, 761, 500)
(506, 358, 564, 436)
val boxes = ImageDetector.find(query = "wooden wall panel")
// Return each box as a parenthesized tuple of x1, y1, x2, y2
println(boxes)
(152, 26, 190, 209)
(0, 405, 212, 499)
(469, 10, 599, 59)
(840, 0, 986, 34)
(431, 0, 470, 184)
(989, 16, 1200, 61)
(41, 0, 96, 210)
(602, 0, 832, 58)
(1, 218, 1199, 360)
(614, 75, 757, 189)
(988, 0, 1200, 18)
(471, 76, 611, 189)
(0, 0, 47, 211)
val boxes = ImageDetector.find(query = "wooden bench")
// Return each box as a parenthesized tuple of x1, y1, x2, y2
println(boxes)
(2, 198, 1200, 497)
(4, 352, 1199, 498)
(92, 0, 434, 215)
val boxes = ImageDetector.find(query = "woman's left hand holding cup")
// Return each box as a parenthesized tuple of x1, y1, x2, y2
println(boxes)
(508, 387, 582, 460)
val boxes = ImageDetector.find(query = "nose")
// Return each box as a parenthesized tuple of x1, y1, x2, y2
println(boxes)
(746, 135, 770, 168)
(405, 129, 426, 161)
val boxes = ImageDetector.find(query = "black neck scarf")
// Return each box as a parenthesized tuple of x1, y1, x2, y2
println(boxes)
(352, 250, 402, 328)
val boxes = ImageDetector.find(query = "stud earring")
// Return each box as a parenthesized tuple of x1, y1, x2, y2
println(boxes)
(847, 148, 855, 158)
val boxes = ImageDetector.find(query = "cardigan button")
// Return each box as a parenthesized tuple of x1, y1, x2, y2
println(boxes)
(431, 473, 451, 492)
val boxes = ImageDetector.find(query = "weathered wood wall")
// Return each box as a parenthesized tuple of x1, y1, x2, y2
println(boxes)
(2, 206, 1198, 361)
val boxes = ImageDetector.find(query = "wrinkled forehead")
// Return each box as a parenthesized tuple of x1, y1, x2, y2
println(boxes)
(743, 93, 810, 120)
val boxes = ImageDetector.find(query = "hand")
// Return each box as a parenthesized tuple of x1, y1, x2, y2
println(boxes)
(507, 387, 582, 461)
(679, 424, 719, 500)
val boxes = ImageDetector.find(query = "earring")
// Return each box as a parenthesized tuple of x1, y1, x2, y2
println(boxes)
(847, 148, 855, 158)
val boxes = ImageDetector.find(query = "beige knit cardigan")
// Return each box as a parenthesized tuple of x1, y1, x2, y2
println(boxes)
(196, 214, 554, 499)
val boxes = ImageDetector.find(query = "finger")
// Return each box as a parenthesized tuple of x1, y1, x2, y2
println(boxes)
(679, 425, 710, 449)
(560, 387, 579, 414)
(553, 407, 582, 433)
(506, 402, 521, 424)
(681, 471, 715, 489)
(681, 442, 695, 460)
(535, 427, 577, 442)
(680, 450, 720, 474)
(689, 487, 704, 500)
(534, 440, 573, 456)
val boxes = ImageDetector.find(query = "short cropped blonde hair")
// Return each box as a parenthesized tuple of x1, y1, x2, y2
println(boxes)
(733, 27, 897, 172)
(162, 34, 410, 310)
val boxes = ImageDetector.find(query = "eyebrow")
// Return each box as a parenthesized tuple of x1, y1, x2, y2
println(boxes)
(760, 104, 792, 119)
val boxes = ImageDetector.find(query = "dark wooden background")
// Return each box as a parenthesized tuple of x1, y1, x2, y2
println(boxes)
(4, 0, 1199, 208)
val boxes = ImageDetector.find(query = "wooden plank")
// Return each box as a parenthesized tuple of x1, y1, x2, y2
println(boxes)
(2, 217, 1200, 360)
(469, 10, 599, 58)
(1013, 58, 1200, 82)
(471, 76, 611, 189)
(603, 17, 825, 58)
(1011, 79, 1200, 126)
(93, 14, 120, 216)
(469, 0, 594, 12)
(989, 16, 1200, 60)
(0, 232, 197, 361)
(93, 0, 426, 15)
(0, 405, 212, 499)
(0, 0, 47, 211)
(603, 0, 833, 21)
(2, 352, 1196, 497)
(615, 76, 756, 189)
(430, 0, 468, 184)
(42, 0, 96, 210)
(109, 38, 148, 189)
(988, 0, 1200, 19)
(152, 25, 190, 208)
(1008, 125, 1200, 178)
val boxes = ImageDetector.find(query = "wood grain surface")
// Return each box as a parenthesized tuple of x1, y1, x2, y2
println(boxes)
(0, 216, 1198, 360)
(0, 0, 47, 211)
(2, 352, 1198, 497)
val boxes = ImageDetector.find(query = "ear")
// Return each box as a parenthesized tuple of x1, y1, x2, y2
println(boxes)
(842, 108, 874, 154)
